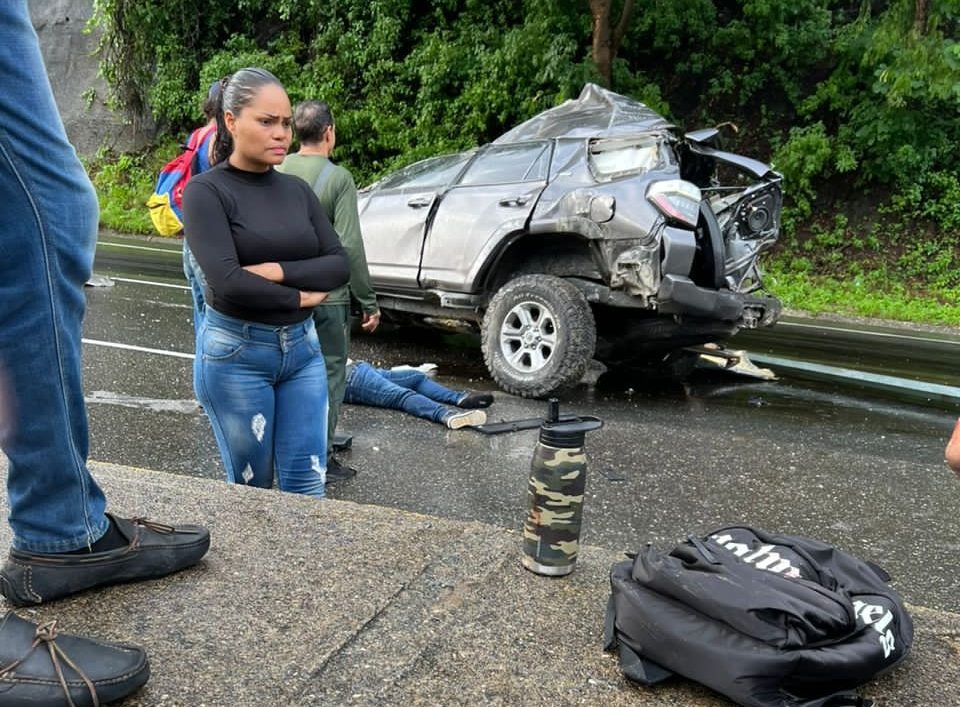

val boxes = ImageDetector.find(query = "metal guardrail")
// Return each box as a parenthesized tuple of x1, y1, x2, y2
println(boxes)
(748, 353, 960, 408)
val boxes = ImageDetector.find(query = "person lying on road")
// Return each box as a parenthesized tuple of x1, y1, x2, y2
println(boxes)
(344, 360, 493, 429)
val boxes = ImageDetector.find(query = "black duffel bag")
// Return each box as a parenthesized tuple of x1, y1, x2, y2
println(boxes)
(604, 526, 913, 707)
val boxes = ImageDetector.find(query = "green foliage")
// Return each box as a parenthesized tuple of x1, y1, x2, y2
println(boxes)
(764, 263, 960, 327)
(766, 203, 960, 326)
(91, 0, 236, 125)
(793, 0, 960, 217)
(622, 0, 833, 123)
(771, 123, 837, 219)
(704, 0, 833, 113)
(86, 145, 178, 234)
(896, 236, 960, 292)
(890, 170, 960, 230)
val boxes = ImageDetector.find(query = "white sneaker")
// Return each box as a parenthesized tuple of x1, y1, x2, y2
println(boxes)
(444, 409, 487, 429)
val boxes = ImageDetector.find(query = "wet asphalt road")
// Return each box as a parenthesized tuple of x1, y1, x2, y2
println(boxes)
(84, 236, 960, 613)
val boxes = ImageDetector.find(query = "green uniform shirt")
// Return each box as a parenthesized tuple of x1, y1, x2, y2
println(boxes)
(277, 154, 378, 313)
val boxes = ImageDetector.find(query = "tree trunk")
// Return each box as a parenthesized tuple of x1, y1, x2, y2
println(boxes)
(589, 0, 635, 87)
(590, 0, 613, 86)
(913, 0, 929, 35)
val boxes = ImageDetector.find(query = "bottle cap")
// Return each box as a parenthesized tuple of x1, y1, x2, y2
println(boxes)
(539, 416, 603, 448)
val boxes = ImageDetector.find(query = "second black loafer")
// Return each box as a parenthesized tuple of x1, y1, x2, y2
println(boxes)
(0, 514, 211, 607)
(0, 611, 149, 706)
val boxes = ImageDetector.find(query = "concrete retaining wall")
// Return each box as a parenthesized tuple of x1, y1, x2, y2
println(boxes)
(30, 0, 147, 154)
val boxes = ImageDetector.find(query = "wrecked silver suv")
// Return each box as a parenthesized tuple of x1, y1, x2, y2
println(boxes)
(358, 84, 782, 397)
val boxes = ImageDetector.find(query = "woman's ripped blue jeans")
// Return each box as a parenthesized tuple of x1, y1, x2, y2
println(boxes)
(195, 308, 329, 498)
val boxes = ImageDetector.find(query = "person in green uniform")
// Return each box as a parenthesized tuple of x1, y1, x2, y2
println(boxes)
(279, 101, 380, 481)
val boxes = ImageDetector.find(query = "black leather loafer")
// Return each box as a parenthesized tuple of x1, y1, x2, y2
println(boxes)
(0, 514, 210, 607)
(0, 611, 149, 706)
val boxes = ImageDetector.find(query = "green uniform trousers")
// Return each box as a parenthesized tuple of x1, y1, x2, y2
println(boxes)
(312, 304, 350, 454)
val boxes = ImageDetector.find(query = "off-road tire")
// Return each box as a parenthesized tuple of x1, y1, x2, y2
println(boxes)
(481, 274, 596, 398)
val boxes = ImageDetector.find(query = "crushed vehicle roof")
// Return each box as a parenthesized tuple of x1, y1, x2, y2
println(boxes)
(493, 83, 673, 143)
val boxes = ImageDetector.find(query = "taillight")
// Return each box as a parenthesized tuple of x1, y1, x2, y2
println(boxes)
(647, 180, 701, 227)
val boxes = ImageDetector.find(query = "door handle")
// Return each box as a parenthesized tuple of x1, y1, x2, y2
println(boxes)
(498, 196, 530, 207)
(407, 197, 432, 208)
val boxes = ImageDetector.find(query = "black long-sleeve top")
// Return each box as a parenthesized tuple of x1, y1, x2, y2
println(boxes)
(182, 163, 349, 325)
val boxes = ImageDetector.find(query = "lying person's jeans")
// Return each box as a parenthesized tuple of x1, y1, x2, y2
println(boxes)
(344, 363, 465, 424)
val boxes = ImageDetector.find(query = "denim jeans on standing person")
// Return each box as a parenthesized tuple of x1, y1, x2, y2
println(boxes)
(0, 0, 110, 552)
(343, 363, 465, 424)
(194, 307, 329, 497)
(182, 242, 207, 334)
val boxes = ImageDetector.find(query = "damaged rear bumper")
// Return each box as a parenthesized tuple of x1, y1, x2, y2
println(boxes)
(656, 274, 780, 328)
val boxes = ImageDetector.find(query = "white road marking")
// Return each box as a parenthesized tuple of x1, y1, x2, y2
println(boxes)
(97, 240, 181, 254)
(82, 338, 194, 360)
(86, 390, 200, 414)
(777, 320, 959, 347)
(109, 276, 190, 290)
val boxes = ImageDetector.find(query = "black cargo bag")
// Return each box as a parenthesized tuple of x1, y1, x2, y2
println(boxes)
(604, 526, 913, 707)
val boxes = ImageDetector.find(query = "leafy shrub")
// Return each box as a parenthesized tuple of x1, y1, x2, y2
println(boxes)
(772, 123, 835, 219)
(87, 147, 174, 234)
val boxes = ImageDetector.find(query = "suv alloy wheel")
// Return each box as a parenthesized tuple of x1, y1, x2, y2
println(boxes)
(481, 274, 596, 398)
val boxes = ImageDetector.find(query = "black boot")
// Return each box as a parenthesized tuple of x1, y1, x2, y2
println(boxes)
(326, 456, 358, 483)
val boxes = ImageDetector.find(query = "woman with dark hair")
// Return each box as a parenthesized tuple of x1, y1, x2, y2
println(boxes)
(183, 68, 349, 498)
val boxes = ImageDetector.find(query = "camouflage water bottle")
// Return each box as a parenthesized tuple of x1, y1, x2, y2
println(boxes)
(522, 400, 603, 576)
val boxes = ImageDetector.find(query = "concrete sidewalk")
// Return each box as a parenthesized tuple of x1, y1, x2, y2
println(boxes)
(1, 461, 957, 706)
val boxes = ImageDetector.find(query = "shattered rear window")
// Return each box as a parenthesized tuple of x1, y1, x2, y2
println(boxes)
(588, 137, 663, 179)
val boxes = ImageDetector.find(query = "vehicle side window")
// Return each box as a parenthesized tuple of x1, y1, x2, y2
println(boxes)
(549, 140, 583, 179)
(458, 143, 549, 186)
(376, 153, 472, 191)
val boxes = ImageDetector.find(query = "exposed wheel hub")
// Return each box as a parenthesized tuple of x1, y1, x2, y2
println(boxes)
(521, 328, 540, 347)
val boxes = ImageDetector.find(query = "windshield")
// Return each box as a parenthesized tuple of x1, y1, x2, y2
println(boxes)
(588, 137, 664, 178)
